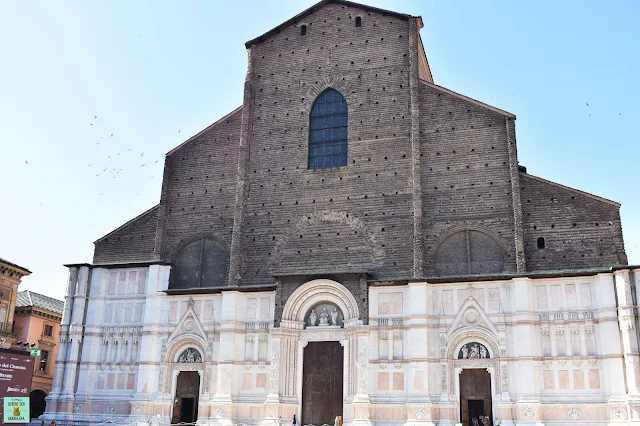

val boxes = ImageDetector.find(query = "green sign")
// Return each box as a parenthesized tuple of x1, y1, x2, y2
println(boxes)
(3, 397, 29, 423)
(29, 348, 40, 357)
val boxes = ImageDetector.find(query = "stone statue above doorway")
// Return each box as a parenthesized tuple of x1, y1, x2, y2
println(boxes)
(305, 303, 343, 328)
(458, 342, 490, 359)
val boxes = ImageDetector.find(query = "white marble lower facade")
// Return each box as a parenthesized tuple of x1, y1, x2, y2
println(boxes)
(41, 265, 640, 426)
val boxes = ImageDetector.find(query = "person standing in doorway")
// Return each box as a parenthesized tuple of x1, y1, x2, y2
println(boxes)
(482, 414, 490, 426)
(334, 416, 340, 426)
(292, 414, 297, 426)
(338, 416, 343, 426)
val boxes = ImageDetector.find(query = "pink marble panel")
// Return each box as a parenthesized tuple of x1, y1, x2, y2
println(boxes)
(137, 270, 146, 294)
(551, 285, 562, 308)
(104, 304, 114, 323)
(128, 271, 137, 294)
(246, 298, 257, 320)
(558, 370, 569, 389)
(117, 373, 125, 389)
(573, 370, 585, 389)
(566, 284, 577, 307)
(414, 371, 424, 390)
(123, 303, 133, 323)
(378, 372, 389, 390)
(378, 292, 402, 315)
(536, 286, 548, 309)
(259, 297, 270, 319)
(118, 272, 127, 295)
(108, 274, 117, 296)
(457, 288, 471, 308)
(107, 373, 115, 389)
(442, 290, 453, 313)
(488, 288, 500, 311)
(472, 288, 484, 308)
(256, 373, 266, 388)
(203, 301, 214, 321)
(127, 373, 135, 390)
(589, 369, 600, 389)
(114, 304, 123, 323)
(242, 373, 252, 391)
(134, 303, 143, 322)
(580, 283, 592, 307)
(168, 301, 178, 322)
(97, 375, 105, 389)
(543, 370, 554, 389)
(393, 372, 404, 390)
(194, 300, 202, 318)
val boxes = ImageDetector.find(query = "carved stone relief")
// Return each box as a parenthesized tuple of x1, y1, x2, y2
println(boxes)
(458, 342, 490, 359)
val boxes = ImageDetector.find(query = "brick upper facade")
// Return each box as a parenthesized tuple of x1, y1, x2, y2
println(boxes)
(92, 0, 627, 289)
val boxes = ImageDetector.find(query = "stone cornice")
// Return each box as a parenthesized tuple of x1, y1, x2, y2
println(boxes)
(0, 262, 31, 279)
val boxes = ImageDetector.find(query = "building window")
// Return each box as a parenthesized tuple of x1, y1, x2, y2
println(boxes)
(300, 25, 307, 36)
(537, 237, 546, 250)
(39, 350, 49, 374)
(43, 325, 53, 337)
(355, 16, 362, 27)
(309, 88, 348, 169)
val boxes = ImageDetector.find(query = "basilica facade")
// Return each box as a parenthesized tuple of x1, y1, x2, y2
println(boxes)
(43, 1, 639, 425)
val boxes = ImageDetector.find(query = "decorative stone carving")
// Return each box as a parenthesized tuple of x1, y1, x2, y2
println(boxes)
(614, 405, 627, 420)
(74, 403, 82, 413)
(441, 365, 447, 393)
(133, 404, 142, 415)
(568, 407, 581, 420)
(319, 308, 330, 326)
(458, 342, 490, 359)
(331, 308, 339, 326)
(357, 342, 368, 393)
(394, 363, 402, 369)
(157, 367, 165, 392)
(177, 348, 202, 363)
(107, 405, 116, 414)
(522, 407, 535, 419)
(216, 408, 225, 417)
(269, 338, 280, 393)
(309, 310, 317, 326)
(413, 407, 426, 420)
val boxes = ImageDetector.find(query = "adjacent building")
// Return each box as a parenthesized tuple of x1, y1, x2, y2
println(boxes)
(42, 1, 639, 425)
(14, 290, 64, 418)
(0, 257, 31, 344)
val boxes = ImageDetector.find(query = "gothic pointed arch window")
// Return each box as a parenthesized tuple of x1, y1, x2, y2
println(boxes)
(308, 88, 348, 169)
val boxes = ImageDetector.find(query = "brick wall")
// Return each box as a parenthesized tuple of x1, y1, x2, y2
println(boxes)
(91, 1, 628, 302)
(520, 173, 627, 270)
(93, 206, 158, 264)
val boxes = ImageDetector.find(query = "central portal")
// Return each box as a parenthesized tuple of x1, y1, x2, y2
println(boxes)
(459, 369, 492, 426)
(172, 371, 200, 424)
(302, 341, 344, 425)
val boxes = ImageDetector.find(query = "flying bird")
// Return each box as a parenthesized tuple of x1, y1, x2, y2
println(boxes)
(110, 133, 113, 137)
(585, 102, 590, 107)
(155, 160, 159, 164)
(25, 160, 28, 165)
(141, 164, 146, 167)
(94, 115, 97, 119)
(90, 123, 93, 126)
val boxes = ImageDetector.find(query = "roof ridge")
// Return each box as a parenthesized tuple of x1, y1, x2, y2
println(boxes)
(26, 290, 32, 307)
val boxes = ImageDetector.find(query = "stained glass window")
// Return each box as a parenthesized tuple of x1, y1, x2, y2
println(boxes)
(308, 89, 348, 169)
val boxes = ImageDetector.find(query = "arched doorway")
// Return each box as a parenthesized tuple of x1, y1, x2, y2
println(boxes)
(30, 390, 47, 419)
(171, 371, 200, 424)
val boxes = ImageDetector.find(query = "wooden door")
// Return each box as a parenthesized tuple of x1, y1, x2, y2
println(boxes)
(302, 342, 343, 425)
(171, 371, 200, 424)
(459, 369, 492, 426)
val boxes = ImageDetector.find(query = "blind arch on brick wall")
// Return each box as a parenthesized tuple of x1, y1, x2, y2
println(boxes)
(308, 88, 348, 169)
(170, 236, 229, 290)
(433, 228, 506, 276)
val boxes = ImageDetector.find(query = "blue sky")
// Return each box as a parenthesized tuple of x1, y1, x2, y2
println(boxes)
(1, 0, 638, 300)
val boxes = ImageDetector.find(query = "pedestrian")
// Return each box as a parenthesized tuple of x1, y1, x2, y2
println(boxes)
(338, 416, 343, 426)
(292, 414, 297, 425)
(482, 415, 490, 426)
(334, 416, 339, 426)
(50, 421, 57, 426)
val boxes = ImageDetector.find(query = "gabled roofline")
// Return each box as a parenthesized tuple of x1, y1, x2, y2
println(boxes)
(94, 204, 159, 243)
(520, 172, 620, 207)
(245, 0, 415, 48)
(419, 79, 515, 119)
(166, 106, 243, 156)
